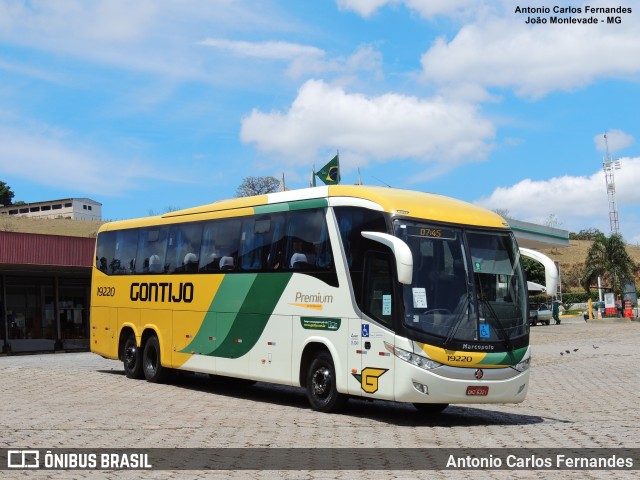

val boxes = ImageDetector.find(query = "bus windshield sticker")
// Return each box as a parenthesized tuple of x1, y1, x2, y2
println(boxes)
(479, 324, 490, 338)
(382, 295, 392, 315)
(412, 288, 427, 308)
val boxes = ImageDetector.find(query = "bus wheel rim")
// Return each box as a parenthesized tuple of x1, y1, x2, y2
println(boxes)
(312, 367, 331, 398)
(125, 345, 137, 368)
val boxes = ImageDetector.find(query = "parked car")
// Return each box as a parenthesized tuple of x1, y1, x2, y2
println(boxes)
(529, 302, 552, 326)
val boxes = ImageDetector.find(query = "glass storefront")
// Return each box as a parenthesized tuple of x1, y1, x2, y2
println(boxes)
(1, 274, 90, 353)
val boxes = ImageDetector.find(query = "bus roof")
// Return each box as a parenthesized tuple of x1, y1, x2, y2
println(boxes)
(99, 185, 508, 232)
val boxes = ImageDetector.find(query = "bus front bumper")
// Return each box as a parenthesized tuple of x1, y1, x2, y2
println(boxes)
(394, 362, 530, 405)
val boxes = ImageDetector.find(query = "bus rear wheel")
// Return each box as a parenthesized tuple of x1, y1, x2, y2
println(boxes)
(142, 335, 170, 383)
(306, 352, 347, 412)
(123, 334, 143, 379)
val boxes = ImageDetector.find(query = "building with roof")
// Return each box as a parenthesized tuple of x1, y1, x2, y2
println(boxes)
(0, 198, 102, 221)
(0, 231, 94, 353)
(508, 218, 570, 251)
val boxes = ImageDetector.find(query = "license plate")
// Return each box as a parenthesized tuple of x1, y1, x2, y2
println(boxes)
(466, 386, 489, 396)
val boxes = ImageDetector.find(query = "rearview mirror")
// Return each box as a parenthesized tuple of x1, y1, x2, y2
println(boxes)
(361, 231, 413, 284)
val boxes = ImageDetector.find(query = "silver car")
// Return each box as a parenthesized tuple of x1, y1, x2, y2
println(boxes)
(529, 302, 552, 326)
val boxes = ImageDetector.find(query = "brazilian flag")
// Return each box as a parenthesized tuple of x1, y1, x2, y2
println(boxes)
(315, 154, 340, 185)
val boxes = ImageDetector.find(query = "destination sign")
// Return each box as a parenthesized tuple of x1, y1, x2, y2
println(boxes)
(405, 226, 457, 240)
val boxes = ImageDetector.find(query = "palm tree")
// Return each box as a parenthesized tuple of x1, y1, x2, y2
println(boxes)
(580, 233, 638, 297)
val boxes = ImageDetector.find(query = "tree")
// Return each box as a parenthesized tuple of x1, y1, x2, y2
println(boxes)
(236, 176, 281, 197)
(580, 233, 638, 297)
(544, 213, 562, 228)
(0, 181, 15, 206)
(570, 228, 604, 240)
(523, 257, 545, 285)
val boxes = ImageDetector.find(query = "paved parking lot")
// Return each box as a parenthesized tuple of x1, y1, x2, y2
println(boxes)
(1, 317, 638, 479)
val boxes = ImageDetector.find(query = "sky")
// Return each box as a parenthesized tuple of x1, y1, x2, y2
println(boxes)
(1, 0, 639, 243)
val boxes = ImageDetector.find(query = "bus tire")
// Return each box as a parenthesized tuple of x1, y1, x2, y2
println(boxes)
(123, 333, 143, 379)
(413, 403, 449, 414)
(142, 335, 169, 383)
(306, 351, 347, 412)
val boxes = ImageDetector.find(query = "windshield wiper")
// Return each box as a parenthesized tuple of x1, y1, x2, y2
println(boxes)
(478, 296, 515, 355)
(443, 293, 470, 347)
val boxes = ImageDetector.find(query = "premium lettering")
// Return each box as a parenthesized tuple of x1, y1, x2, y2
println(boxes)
(130, 282, 194, 303)
(295, 291, 334, 304)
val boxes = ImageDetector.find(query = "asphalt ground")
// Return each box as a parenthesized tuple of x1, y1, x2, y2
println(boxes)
(1, 315, 638, 479)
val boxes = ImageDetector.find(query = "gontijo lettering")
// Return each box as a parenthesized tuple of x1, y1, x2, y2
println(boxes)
(130, 282, 194, 303)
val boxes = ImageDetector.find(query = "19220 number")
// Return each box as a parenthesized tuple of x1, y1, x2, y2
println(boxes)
(96, 287, 115, 297)
(447, 355, 473, 363)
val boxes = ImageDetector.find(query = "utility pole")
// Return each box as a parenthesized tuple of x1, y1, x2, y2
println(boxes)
(602, 133, 621, 235)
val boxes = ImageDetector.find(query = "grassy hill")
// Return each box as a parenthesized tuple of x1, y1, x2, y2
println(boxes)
(0, 215, 103, 238)
(540, 240, 640, 292)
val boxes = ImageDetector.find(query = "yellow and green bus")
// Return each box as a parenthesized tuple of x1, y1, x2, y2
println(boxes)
(90, 186, 557, 413)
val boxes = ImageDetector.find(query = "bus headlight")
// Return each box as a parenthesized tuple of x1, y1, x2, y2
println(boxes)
(384, 342, 442, 371)
(510, 356, 531, 373)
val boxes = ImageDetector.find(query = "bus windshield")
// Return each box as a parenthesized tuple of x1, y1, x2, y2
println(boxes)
(395, 221, 527, 348)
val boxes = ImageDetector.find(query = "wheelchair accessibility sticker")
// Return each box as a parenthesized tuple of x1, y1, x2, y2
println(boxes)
(479, 324, 490, 338)
(361, 324, 369, 337)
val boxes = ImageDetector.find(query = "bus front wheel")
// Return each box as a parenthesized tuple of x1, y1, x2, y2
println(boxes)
(123, 334, 143, 379)
(142, 335, 169, 383)
(306, 352, 347, 412)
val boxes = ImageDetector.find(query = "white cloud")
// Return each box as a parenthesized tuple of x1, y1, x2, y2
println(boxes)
(475, 156, 640, 234)
(198, 39, 382, 81)
(287, 44, 383, 80)
(336, 0, 476, 18)
(0, 0, 289, 82)
(240, 79, 495, 169)
(198, 38, 325, 61)
(420, 10, 640, 98)
(336, 0, 390, 17)
(594, 130, 635, 154)
(0, 123, 168, 196)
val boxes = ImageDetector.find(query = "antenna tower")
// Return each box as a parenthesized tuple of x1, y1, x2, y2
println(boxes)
(602, 133, 621, 235)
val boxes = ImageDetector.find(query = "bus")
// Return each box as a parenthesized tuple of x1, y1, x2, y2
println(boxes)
(90, 186, 558, 413)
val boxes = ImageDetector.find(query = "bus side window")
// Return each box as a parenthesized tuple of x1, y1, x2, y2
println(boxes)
(199, 219, 242, 272)
(283, 209, 334, 272)
(111, 229, 139, 275)
(335, 207, 388, 305)
(335, 207, 387, 270)
(239, 215, 285, 272)
(362, 251, 395, 328)
(166, 223, 202, 274)
(96, 231, 116, 273)
(135, 227, 169, 274)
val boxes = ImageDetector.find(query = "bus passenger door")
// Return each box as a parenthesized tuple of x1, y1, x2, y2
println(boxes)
(357, 251, 396, 401)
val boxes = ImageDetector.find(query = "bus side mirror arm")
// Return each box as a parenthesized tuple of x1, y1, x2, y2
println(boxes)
(520, 247, 559, 295)
(361, 232, 413, 285)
